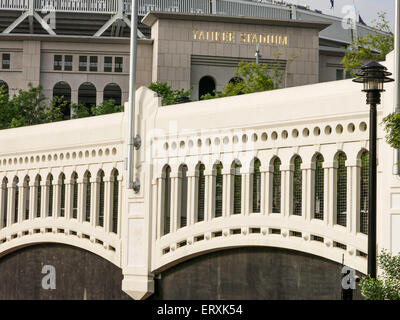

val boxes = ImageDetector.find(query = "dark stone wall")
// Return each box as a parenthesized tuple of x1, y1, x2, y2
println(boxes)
(0, 243, 131, 300)
(0, 244, 364, 300)
(151, 247, 364, 300)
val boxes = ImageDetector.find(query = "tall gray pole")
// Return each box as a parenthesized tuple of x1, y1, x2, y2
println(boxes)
(128, 0, 138, 190)
(393, 0, 400, 174)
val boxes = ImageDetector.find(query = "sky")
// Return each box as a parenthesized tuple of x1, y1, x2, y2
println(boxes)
(291, 0, 395, 31)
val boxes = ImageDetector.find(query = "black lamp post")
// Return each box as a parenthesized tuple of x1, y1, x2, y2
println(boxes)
(353, 61, 394, 279)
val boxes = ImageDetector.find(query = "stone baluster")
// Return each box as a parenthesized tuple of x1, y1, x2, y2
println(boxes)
(347, 159, 361, 235)
(204, 168, 215, 222)
(260, 165, 273, 215)
(90, 175, 99, 227)
(302, 162, 314, 222)
(17, 183, 24, 223)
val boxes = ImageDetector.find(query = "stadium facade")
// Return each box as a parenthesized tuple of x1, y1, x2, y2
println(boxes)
(0, 0, 382, 112)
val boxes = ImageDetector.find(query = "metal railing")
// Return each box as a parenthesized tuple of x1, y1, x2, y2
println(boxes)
(34, 0, 118, 14)
(0, 0, 292, 18)
(0, 0, 29, 10)
(215, 0, 291, 20)
(129, 0, 211, 15)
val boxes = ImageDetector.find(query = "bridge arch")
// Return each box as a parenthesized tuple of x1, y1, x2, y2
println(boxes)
(152, 246, 364, 300)
(0, 243, 128, 300)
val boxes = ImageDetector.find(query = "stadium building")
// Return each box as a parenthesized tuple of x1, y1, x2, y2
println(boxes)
(0, 0, 382, 114)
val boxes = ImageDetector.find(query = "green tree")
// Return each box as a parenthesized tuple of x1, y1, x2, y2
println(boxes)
(46, 96, 66, 123)
(0, 85, 17, 130)
(91, 99, 124, 116)
(359, 250, 400, 300)
(148, 82, 192, 106)
(341, 12, 394, 76)
(71, 103, 90, 119)
(8, 83, 49, 128)
(201, 58, 290, 100)
(382, 112, 400, 151)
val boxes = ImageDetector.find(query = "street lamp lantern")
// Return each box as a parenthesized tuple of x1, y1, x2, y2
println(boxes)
(353, 61, 394, 280)
(353, 61, 394, 103)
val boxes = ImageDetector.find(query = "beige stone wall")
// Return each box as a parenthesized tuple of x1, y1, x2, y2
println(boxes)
(150, 17, 320, 92)
(0, 36, 153, 105)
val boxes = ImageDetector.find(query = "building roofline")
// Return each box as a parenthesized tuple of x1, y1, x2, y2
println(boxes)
(142, 11, 331, 31)
(0, 33, 153, 44)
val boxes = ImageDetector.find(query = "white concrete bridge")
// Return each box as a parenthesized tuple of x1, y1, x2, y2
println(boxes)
(1, 52, 400, 299)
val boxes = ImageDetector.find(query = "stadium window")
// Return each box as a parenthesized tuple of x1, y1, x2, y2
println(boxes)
(90, 56, 98, 72)
(104, 56, 113, 72)
(54, 55, 62, 71)
(79, 56, 87, 71)
(115, 57, 123, 72)
(2, 53, 10, 70)
(64, 55, 73, 71)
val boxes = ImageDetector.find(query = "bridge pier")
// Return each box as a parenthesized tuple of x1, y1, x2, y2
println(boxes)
(122, 275, 154, 300)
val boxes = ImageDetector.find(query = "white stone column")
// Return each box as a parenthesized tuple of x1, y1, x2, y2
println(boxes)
(117, 175, 123, 235)
(64, 180, 72, 220)
(77, 178, 85, 223)
(281, 164, 293, 218)
(0, 183, 5, 229)
(18, 184, 24, 223)
(348, 159, 361, 235)
(204, 169, 215, 221)
(41, 180, 48, 219)
(222, 167, 233, 218)
(29, 180, 36, 220)
(156, 177, 164, 238)
(260, 165, 273, 215)
(90, 176, 99, 227)
(324, 162, 336, 227)
(187, 170, 196, 227)
(242, 172, 250, 216)
(170, 173, 179, 233)
(53, 181, 60, 219)
(7, 184, 13, 227)
(302, 162, 314, 222)
(301, 168, 307, 220)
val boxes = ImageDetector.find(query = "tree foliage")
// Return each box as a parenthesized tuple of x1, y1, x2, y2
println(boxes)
(0, 84, 124, 130)
(360, 250, 400, 300)
(341, 12, 394, 76)
(148, 82, 192, 106)
(200, 58, 290, 100)
(71, 99, 124, 119)
(382, 112, 400, 150)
